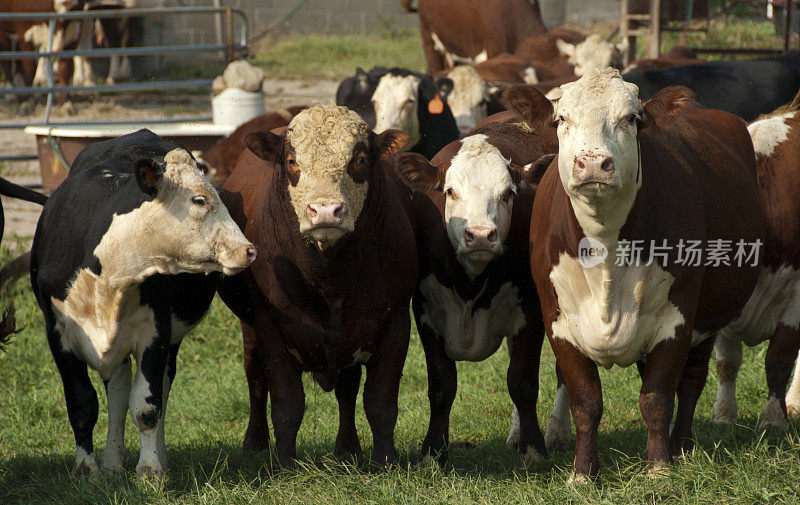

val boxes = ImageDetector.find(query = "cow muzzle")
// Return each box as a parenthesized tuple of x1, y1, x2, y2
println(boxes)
(305, 201, 349, 249)
(463, 226, 500, 260)
(573, 154, 616, 187)
(219, 241, 257, 276)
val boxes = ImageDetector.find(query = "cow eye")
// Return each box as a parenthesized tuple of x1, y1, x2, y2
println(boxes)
(356, 153, 367, 166)
(503, 187, 517, 202)
(627, 113, 639, 124)
(553, 114, 565, 127)
(406, 97, 416, 104)
(445, 187, 455, 198)
(191, 195, 208, 207)
(287, 156, 296, 166)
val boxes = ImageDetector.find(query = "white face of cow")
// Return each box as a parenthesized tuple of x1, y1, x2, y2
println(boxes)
(444, 135, 518, 277)
(555, 68, 642, 237)
(54, 0, 78, 13)
(557, 35, 623, 76)
(446, 66, 488, 136)
(372, 73, 421, 147)
(127, 148, 255, 276)
(285, 105, 373, 251)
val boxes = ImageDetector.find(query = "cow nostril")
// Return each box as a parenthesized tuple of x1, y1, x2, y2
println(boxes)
(487, 229, 497, 243)
(464, 229, 475, 243)
(333, 203, 346, 218)
(577, 159, 586, 169)
(307, 205, 318, 217)
(246, 247, 256, 261)
(601, 158, 615, 172)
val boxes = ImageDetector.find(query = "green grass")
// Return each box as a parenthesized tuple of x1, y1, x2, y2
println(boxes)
(1, 235, 800, 504)
(251, 31, 426, 81)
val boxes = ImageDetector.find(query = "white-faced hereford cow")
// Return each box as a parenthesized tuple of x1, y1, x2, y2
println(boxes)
(530, 68, 766, 481)
(394, 85, 558, 464)
(216, 105, 417, 466)
(711, 93, 800, 428)
(416, 0, 546, 74)
(30, 130, 255, 479)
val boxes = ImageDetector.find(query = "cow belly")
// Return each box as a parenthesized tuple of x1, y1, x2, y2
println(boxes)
(721, 265, 800, 346)
(418, 274, 526, 362)
(549, 254, 685, 369)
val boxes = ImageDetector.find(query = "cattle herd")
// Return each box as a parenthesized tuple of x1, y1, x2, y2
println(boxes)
(3, 0, 800, 487)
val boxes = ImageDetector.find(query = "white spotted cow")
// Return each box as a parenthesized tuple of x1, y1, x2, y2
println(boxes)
(30, 129, 255, 479)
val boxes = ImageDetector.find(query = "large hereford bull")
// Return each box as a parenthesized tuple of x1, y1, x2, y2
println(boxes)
(394, 85, 558, 465)
(217, 105, 418, 466)
(530, 69, 765, 482)
(30, 130, 254, 479)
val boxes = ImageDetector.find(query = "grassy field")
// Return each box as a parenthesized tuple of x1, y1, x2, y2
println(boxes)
(1, 232, 799, 505)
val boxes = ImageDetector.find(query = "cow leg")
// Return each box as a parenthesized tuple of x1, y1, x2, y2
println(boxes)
(638, 332, 691, 474)
(241, 320, 270, 452)
(363, 311, 411, 467)
(155, 342, 181, 469)
(506, 315, 547, 466)
(101, 357, 131, 472)
(786, 349, 800, 418)
(544, 365, 572, 451)
(334, 365, 363, 459)
(712, 332, 742, 425)
(419, 21, 445, 74)
(48, 326, 100, 477)
(417, 304, 457, 463)
(73, 19, 95, 87)
(760, 323, 800, 430)
(670, 335, 715, 456)
(550, 338, 602, 483)
(130, 333, 171, 480)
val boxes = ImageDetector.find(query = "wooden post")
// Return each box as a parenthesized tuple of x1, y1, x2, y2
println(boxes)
(620, 0, 636, 66)
(786, 0, 794, 54)
(225, 6, 234, 62)
(648, 0, 661, 58)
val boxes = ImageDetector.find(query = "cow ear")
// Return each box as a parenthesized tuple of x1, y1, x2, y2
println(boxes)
(435, 76, 454, 100)
(356, 67, 369, 91)
(504, 85, 554, 130)
(556, 39, 576, 59)
(244, 131, 283, 162)
(517, 153, 556, 190)
(396, 152, 442, 192)
(135, 159, 164, 195)
(376, 129, 410, 159)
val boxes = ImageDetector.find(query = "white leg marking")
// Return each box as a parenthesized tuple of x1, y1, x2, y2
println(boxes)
(506, 406, 520, 448)
(759, 395, 789, 431)
(786, 349, 800, 418)
(73, 445, 100, 477)
(712, 333, 741, 425)
(101, 359, 131, 472)
(129, 359, 163, 480)
(156, 368, 172, 469)
(545, 384, 572, 451)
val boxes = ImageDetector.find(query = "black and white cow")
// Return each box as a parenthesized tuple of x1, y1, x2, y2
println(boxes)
(372, 67, 460, 159)
(30, 129, 255, 479)
(335, 66, 389, 129)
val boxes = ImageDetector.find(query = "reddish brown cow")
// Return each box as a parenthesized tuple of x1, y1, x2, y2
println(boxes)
(530, 69, 765, 481)
(196, 105, 307, 186)
(393, 86, 557, 465)
(217, 105, 418, 466)
(417, 0, 546, 74)
(622, 47, 705, 74)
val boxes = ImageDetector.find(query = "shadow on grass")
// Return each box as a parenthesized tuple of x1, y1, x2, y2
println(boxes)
(1, 416, 797, 503)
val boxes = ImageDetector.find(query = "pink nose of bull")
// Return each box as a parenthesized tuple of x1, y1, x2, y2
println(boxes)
(307, 202, 347, 227)
(464, 226, 498, 250)
(573, 154, 616, 184)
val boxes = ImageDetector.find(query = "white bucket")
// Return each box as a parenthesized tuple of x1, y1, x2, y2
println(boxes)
(212, 88, 266, 128)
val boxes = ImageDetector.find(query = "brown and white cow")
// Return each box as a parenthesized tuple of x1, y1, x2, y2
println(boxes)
(530, 68, 765, 482)
(394, 85, 558, 465)
(711, 94, 800, 429)
(217, 105, 418, 466)
(416, 0, 546, 74)
(437, 65, 505, 135)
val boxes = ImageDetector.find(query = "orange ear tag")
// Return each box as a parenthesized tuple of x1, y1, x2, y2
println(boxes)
(428, 94, 444, 115)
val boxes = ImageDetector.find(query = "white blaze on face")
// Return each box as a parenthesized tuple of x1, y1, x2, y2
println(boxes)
(557, 34, 623, 76)
(372, 73, 421, 147)
(555, 68, 642, 236)
(286, 105, 371, 250)
(446, 65, 488, 135)
(443, 134, 517, 277)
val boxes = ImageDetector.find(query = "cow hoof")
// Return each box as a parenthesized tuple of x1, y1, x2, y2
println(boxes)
(646, 462, 670, 479)
(414, 453, 438, 469)
(787, 404, 800, 419)
(521, 446, 545, 467)
(136, 463, 164, 482)
(566, 472, 592, 486)
(759, 397, 789, 431)
(712, 400, 738, 425)
(544, 421, 572, 451)
(61, 101, 76, 115)
(72, 454, 100, 478)
(100, 456, 125, 474)
(242, 429, 270, 453)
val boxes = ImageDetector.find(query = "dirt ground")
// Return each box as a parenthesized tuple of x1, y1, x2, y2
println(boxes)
(0, 79, 338, 242)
